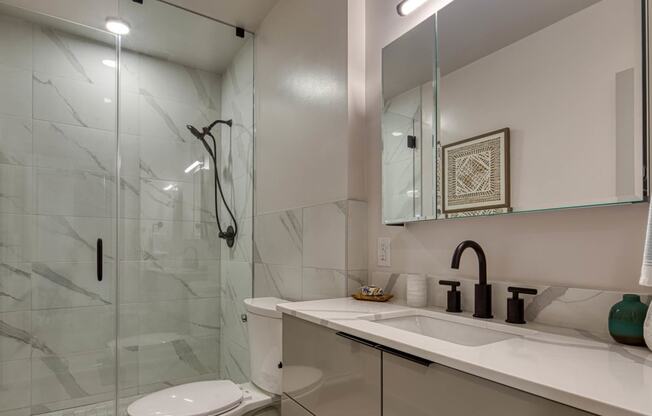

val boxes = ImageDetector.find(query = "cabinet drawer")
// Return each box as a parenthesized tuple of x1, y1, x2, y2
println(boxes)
(283, 315, 381, 416)
(282, 395, 314, 416)
(383, 352, 593, 416)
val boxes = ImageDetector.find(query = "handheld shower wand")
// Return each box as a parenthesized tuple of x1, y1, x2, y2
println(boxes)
(186, 119, 238, 248)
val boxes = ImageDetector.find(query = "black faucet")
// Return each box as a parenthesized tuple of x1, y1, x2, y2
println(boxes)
(450, 240, 493, 319)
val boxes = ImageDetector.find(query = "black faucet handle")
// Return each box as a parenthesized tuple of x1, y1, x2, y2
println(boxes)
(439, 280, 462, 313)
(439, 280, 460, 289)
(506, 287, 538, 324)
(508, 286, 538, 298)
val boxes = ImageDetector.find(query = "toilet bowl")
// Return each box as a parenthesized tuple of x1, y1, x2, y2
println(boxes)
(127, 297, 287, 416)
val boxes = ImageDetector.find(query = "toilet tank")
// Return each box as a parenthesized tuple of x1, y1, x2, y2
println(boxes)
(244, 297, 286, 395)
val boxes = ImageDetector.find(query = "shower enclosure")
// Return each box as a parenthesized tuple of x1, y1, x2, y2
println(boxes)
(0, 1, 254, 415)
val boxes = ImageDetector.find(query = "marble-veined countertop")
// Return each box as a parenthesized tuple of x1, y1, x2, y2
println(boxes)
(277, 297, 652, 416)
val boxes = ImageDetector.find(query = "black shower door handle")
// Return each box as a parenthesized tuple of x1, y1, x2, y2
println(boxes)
(97, 238, 103, 282)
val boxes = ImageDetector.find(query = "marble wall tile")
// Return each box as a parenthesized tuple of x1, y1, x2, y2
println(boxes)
(119, 92, 140, 136)
(30, 349, 116, 408)
(302, 202, 346, 270)
(36, 169, 113, 218)
(0, 214, 33, 263)
(0, 165, 33, 215)
(32, 27, 115, 85)
(0, 116, 32, 166)
(0, 359, 30, 411)
(138, 135, 204, 182)
(302, 268, 347, 301)
(0, 66, 32, 118)
(139, 55, 221, 110)
(0, 310, 32, 361)
(35, 215, 112, 263)
(0, 262, 31, 312)
(253, 209, 302, 267)
(347, 200, 368, 271)
(221, 216, 252, 263)
(122, 259, 220, 302)
(31, 261, 114, 309)
(137, 219, 220, 262)
(34, 121, 115, 174)
(346, 270, 368, 296)
(138, 299, 219, 340)
(33, 73, 115, 131)
(0, 15, 32, 71)
(31, 306, 115, 356)
(0, 408, 30, 416)
(137, 335, 218, 389)
(220, 261, 251, 351)
(138, 91, 218, 144)
(220, 339, 249, 384)
(253, 263, 301, 301)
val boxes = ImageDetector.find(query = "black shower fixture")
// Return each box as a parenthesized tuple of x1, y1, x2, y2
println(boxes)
(186, 119, 238, 248)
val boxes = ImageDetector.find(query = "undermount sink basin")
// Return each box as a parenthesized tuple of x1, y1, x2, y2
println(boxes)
(374, 314, 518, 347)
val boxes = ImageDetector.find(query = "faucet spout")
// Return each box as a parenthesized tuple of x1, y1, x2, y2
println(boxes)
(450, 240, 492, 319)
(451, 240, 487, 285)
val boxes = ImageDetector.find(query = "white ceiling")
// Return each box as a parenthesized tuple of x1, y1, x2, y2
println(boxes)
(164, 0, 279, 32)
(0, 0, 279, 73)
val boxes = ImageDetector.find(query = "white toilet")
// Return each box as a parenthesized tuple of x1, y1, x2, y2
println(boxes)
(127, 297, 287, 416)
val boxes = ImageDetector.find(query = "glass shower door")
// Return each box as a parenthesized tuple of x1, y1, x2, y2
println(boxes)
(0, 4, 119, 416)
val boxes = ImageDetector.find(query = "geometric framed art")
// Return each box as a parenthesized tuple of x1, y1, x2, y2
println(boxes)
(442, 128, 510, 213)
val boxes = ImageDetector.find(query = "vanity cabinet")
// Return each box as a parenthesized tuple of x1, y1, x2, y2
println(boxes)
(382, 353, 593, 416)
(282, 315, 381, 416)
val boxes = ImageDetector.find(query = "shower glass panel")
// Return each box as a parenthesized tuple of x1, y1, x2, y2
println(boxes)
(116, 0, 255, 411)
(0, 1, 254, 416)
(0, 4, 119, 416)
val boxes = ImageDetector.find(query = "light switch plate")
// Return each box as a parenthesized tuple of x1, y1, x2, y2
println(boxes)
(377, 237, 391, 267)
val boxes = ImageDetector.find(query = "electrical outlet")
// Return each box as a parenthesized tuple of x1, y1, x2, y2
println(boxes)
(377, 237, 391, 267)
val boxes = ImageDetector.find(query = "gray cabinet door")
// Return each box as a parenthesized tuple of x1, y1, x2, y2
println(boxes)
(283, 315, 381, 416)
(383, 352, 593, 416)
(282, 395, 314, 416)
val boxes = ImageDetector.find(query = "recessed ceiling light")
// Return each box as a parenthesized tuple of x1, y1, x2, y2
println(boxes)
(105, 18, 130, 35)
(397, 0, 428, 16)
(392, 131, 403, 137)
(102, 59, 116, 68)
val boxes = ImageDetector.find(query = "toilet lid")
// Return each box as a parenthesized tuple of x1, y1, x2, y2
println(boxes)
(127, 381, 243, 416)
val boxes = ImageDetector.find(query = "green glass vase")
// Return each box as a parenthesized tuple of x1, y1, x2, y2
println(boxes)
(608, 294, 648, 346)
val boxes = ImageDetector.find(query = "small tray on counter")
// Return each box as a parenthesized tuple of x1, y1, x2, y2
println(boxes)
(352, 293, 394, 302)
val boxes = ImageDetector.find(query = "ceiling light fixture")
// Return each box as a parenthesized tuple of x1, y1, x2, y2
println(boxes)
(105, 18, 130, 35)
(102, 59, 116, 68)
(397, 0, 428, 16)
(392, 131, 403, 137)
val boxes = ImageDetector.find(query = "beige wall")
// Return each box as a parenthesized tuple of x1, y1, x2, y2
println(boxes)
(255, 0, 349, 214)
(365, 0, 648, 291)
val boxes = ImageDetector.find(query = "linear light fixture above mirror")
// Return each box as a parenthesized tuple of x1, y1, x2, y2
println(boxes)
(397, 0, 429, 16)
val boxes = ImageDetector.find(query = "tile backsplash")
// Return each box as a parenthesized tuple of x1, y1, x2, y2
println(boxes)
(372, 272, 652, 339)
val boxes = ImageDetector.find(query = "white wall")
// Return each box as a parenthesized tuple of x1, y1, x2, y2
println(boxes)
(366, 0, 649, 292)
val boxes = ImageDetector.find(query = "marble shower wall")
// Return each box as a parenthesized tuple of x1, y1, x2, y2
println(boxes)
(253, 200, 368, 303)
(216, 39, 254, 384)
(118, 42, 223, 402)
(0, 10, 232, 416)
(0, 13, 120, 416)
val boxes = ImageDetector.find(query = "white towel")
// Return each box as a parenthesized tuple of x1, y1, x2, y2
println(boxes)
(641, 202, 652, 286)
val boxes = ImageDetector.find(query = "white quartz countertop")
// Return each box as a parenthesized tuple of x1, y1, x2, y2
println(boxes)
(277, 298, 652, 416)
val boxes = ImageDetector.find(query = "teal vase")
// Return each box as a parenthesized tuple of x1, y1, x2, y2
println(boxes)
(608, 294, 648, 346)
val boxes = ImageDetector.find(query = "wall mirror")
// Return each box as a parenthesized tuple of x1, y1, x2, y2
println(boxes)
(381, 0, 649, 224)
